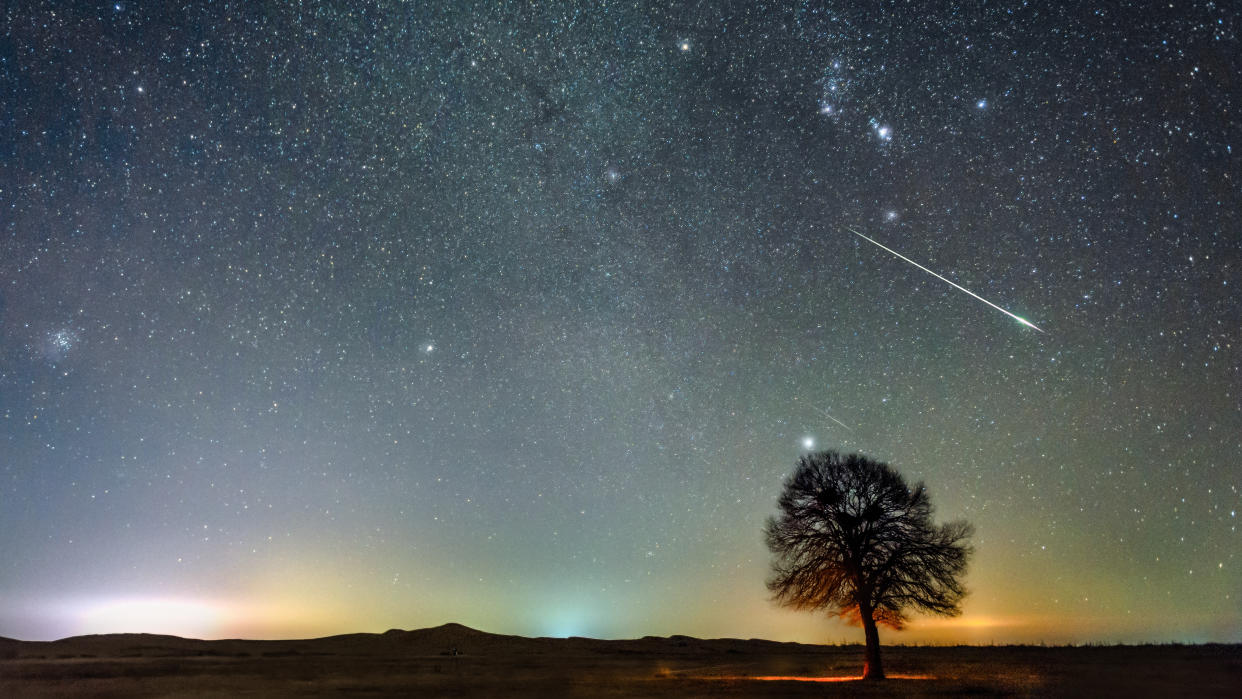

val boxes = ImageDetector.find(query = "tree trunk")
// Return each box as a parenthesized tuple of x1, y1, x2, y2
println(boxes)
(860, 606, 885, 680)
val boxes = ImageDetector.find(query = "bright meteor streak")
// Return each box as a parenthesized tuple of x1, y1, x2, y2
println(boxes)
(847, 227, 1046, 333)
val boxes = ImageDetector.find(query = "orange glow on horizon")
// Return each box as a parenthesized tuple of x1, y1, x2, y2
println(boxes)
(708, 674, 935, 683)
(912, 614, 1027, 630)
(752, 675, 861, 683)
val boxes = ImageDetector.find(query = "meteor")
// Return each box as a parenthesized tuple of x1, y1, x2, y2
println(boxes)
(847, 227, 1045, 333)
(811, 405, 854, 432)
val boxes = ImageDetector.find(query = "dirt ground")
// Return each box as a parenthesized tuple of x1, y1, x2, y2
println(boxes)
(2, 628, 1237, 697)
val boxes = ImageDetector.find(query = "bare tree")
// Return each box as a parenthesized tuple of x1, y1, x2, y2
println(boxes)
(764, 451, 973, 680)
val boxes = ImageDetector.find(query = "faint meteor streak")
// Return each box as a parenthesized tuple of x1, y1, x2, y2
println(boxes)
(811, 405, 854, 432)
(847, 227, 1045, 333)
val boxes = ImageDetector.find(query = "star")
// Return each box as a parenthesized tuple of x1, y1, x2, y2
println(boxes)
(868, 117, 893, 141)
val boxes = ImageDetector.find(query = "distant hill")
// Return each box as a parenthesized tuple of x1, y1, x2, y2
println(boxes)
(0, 623, 826, 660)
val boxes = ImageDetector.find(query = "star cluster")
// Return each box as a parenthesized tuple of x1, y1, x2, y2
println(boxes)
(1, 1, 1238, 643)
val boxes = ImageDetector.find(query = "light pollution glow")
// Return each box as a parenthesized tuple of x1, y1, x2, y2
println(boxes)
(22, 587, 1197, 646)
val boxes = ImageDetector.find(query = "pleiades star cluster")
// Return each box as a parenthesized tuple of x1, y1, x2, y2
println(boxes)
(1, 1, 1237, 643)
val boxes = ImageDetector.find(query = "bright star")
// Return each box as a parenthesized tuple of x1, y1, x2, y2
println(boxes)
(869, 118, 893, 141)
(802, 437, 815, 450)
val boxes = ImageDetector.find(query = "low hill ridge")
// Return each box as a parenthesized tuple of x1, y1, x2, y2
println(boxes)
(1, 624, 819, 660)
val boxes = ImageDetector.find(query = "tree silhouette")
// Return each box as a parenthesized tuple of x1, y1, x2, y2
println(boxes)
(764, 451, 973, 680)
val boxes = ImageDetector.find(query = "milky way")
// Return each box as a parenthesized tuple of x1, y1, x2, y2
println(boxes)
(2, 2, 1238, 643)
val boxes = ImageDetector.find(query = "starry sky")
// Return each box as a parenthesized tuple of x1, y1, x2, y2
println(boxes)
(2, 1, 1239, 645)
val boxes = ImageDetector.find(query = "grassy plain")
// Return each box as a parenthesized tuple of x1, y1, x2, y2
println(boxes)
(2, 624, 1237, 697)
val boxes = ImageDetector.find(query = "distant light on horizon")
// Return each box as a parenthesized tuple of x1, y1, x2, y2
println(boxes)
(74, 597, 226, 638)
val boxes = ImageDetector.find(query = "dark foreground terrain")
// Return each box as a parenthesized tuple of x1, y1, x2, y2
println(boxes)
(2, 623, 1238, 697)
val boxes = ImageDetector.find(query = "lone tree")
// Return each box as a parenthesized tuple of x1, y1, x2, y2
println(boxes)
(764, 451, 973, 680)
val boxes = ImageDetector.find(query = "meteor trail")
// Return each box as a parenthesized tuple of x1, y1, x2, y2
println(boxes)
(811, 405, 854, 432)
(847, 227, 1046, 333)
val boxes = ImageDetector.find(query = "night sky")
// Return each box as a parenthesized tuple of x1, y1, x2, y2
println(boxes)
(3, 1, 1239, 645)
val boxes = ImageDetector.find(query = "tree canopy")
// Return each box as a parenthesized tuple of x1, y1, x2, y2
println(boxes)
(765, 451, 973, 679)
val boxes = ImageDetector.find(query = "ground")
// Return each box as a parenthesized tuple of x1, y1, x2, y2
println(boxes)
(1, 625, 1237, 697)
